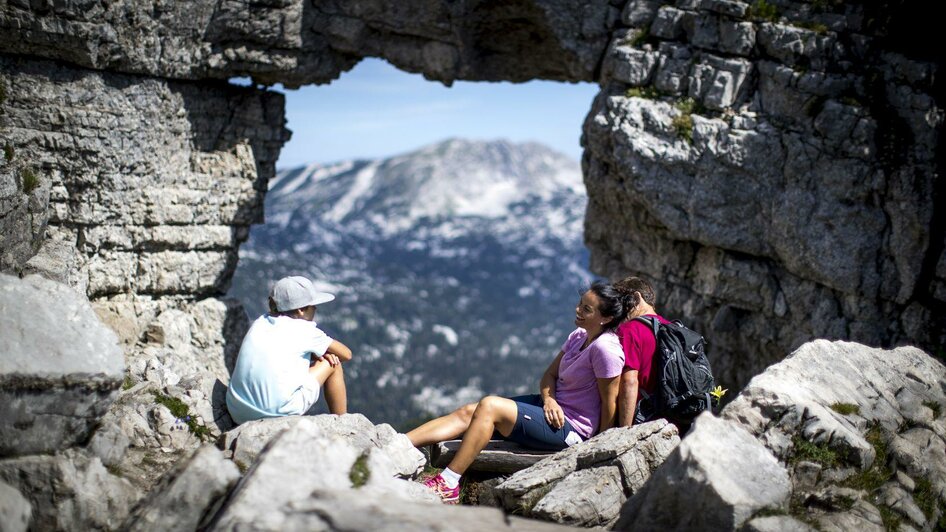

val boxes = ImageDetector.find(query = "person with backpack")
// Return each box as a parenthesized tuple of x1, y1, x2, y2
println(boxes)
(407, 281, 626, 503)
(613, 276, 668, 427)
(613, 276, 716, 432)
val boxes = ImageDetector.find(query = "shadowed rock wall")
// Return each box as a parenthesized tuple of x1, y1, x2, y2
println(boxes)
(584, 0, 944, 387)
(0, 0, 616, 87)
(0, 54, 287, 301)
(0, 1, 943, 529)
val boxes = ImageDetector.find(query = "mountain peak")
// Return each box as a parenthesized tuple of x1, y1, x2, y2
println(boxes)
(268, 138, 583, 232)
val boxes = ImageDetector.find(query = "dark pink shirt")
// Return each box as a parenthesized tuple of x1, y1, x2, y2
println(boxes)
(616, 315, 669, 397)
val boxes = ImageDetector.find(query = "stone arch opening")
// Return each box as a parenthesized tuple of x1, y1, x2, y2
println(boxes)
(227, 57, 598, 426)
(1, 0, 943, 429)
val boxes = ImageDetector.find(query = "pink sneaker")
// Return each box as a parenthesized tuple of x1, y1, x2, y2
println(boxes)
(423, 474, 460, 504)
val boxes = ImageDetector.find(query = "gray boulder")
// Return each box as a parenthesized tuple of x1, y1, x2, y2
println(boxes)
(265, 488, 573, 531)
(212, 419, 433, 530)
(723, 341, 945, 478)
(615, 413, 791, 530)
(742, 515, 816, 532)
(0, 450, 138, 531)
(720, 340, 946, 529)
(491, 420, 679, 526)
(123, 446, 240, 532)
(222, 413, 424, 477)
(0, 480, 30, 532)
(0, 274, 124, 456)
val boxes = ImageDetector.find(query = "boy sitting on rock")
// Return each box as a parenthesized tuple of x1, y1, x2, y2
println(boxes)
(226, 276, 352, 425)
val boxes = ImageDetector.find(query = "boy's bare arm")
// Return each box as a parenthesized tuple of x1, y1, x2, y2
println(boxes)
(324, 340, 352, 362)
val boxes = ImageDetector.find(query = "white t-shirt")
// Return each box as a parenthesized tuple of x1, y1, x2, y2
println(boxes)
(226, 314, 333, 424)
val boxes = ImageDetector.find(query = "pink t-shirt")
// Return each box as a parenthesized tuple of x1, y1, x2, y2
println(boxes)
(555, 328, 625, 438)
(616, 315, 669, 397)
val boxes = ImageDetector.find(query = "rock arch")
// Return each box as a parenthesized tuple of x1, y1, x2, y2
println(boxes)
(0, 0, 942, 393)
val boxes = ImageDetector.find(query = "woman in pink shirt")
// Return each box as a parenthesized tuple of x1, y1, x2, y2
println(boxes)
(408, 281, 626, 503)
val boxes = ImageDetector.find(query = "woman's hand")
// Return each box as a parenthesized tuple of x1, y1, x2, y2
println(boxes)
(322, 353, 341, 367)
(543, 396, 566, 430)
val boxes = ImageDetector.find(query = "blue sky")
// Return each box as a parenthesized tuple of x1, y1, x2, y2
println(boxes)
(263, 58, 599, 169)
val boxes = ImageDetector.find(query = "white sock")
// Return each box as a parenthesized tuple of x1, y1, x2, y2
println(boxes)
(440, 467, 461, 488)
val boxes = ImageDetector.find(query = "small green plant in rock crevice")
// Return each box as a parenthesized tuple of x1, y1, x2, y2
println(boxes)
(830, 402, 860, 416)
(878, 504, 902, 530)
(748, 0, 779, 22)
(913, 476, 946, 527)
(790, 435, 840, 468)
(21, 167, 40, 194)
(3, 144, 13, 162)
(626, 86, 663, 100)
(672, 98, 705, 144)
(843, 424, 892, 492)
(349, 454, 370, 488)
(797, 21, 829, 34)
(629, 28, 658, 48)
(152, 391, 213, 441)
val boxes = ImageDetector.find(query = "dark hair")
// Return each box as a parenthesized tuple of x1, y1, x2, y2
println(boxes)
(588, 280, 625, 331)
(612, 276, 657, 315)
(268, 297, 309, 317)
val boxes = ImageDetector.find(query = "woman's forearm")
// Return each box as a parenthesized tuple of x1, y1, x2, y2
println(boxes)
(540, 351, 565, 402)
(597, 377, 620, 434)
(540, 370, 557, 401)
(598, 399, 617, 433)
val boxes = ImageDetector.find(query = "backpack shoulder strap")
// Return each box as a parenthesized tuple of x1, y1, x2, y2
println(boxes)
(632, 316, 660, 339)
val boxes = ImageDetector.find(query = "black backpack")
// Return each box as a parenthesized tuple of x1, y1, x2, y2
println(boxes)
(633, 316, 717, 426)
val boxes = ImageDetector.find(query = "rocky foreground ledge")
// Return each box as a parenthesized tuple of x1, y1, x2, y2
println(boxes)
(0, 273, 944, 531)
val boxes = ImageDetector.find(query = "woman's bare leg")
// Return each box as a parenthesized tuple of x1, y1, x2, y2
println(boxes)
(446, 396, 518, 475)
(309, 359, 347, 415)
(407, 403, 477, 447)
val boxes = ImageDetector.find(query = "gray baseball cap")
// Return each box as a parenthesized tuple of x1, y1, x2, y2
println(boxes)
(270, 276, 335, 312)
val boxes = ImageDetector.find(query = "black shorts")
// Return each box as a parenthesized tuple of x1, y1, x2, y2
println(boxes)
(502, 394, 585, 451)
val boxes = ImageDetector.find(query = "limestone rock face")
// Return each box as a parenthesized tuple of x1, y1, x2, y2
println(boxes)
(239, 488, 573, 531)
(0, 450, 138, 532)
(0, 113, 49, 274)
(0, 1, 614, 87)
(211, 420, 434, 530)
(221, 413, 426, 477)
(211, 418, 572, 531)
(719, 340, 946, 529)
(1, 1, 944, 528)
(584, 0, 945, 392)
(0, 55, 288, 299)
(122, 446, 240, 532)
(615, 413, 792, 530)
(490, 420, 680, 527)
(91, 297, 250, 489)
(0, 274, 124, 457)
(0, 480, 31, 532)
